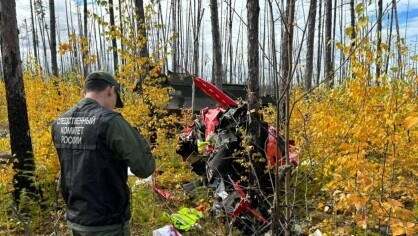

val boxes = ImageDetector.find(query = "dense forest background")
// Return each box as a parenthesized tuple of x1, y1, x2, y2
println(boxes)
(1, 0, 418, 235)
(8, 0, 418, 90)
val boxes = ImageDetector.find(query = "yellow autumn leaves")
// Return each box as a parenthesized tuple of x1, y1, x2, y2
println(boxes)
(283, 73, 418, 233)
(404, 115, 418, 130)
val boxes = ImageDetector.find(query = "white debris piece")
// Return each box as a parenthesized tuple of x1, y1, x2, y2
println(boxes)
(311, 229, 323, 236)
(152, 224, 182, 236)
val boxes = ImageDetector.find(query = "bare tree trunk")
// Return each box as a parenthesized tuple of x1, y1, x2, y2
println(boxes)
(201, 21, 205, 76)
(246, 4, 263, 234)
(117, 0, 126, 66)
(92, 2, 101, 70)
(277, 1, 294, 234)
(21, 21, 31, 67)
(109, 0, 118, 72)
(350, 0, 356, 43)
(261, 1, 266, 92)
(177, 1, 184, 70)
(339, 1, 345, 83)
(316, 0, 323, 85)
(83, 0, 89, 77)
(158, 0, 168, 71)
(392, 0, 402, 74)
(375, 0, 383, 79)
(69, 0, 81, 73)
(305, 0, 317, 90)
(30, 0, 39, 65)
(35, 0, 49, 74)
(247, 0, 259, 108)
(0, 0, 37, 203)
(193, 0, 203, 75)
(228, 0, 234, 84)
(134, 0, 149, 58)
(57, 18, 64, 73)
(324, 0, 333, 87)
(280, 0, 294, 121)
(210, 0, 223, 89)
(65, 0, 74, 71)
(171, 0, 178, 72)
(267, 0, 277, 96)
(185, 2, 192, 72)
(95, 2, 104, 70)
(49, 0, 58, 77)
(332, 0, 337, 83)
(385, 7, 394, 74)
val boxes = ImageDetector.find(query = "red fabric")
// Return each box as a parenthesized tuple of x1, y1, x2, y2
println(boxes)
(193, 77, 239, 108)
(266, 126, 281, 167)
(228, 180, 270, 224)
(182, 127, 192, 136)
(202, 145, 215, 155)
(154, 185, 181, 202)
(266, 126, 300, 167)
(289, 147, 300, 166)
(202, 107, 225, 140)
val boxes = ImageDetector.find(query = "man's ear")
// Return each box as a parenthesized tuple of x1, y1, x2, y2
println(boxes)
(106, 85, 112, 97)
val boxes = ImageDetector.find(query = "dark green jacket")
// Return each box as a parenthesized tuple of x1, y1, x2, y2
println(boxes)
(52, 98, 155, 227)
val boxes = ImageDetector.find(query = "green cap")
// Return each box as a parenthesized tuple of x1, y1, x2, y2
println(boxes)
(85, 71, 124, 108)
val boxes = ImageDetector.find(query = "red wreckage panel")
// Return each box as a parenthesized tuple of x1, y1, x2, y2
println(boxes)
(193, 77, 239, 108)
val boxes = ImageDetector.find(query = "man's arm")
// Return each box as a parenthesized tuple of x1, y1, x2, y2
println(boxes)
(106, 115, 155, 178)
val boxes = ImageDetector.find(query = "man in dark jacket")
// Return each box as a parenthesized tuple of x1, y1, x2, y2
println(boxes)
(52, 71, 155, 235)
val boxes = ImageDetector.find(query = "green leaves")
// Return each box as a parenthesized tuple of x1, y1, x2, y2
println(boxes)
(411, 55, 418, 61)
(345, 26, 354, 37)
(357, 17, 368, 30)
(355, 3, 364, 14)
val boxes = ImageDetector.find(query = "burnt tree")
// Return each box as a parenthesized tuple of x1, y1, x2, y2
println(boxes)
(49, 0, 58, 76)
(134, 0, 149, 58)
(0, 0, 37, 203)
(109, 0, 118, 72)
(82, 0, 89, 77)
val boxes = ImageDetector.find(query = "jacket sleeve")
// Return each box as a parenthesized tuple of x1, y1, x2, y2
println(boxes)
(106, 115, 155, 178)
